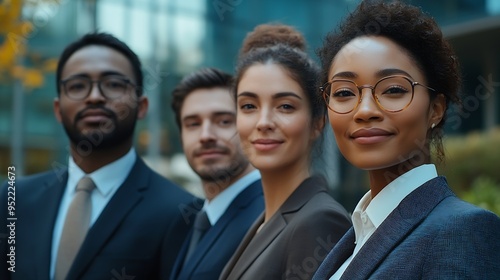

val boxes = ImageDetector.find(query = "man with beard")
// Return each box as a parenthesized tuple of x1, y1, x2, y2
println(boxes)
(0, 32, 199, 280)
(169, 68, 264, 280)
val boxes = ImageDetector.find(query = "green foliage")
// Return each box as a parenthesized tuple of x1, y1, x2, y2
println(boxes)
(437, 129, 500, 215)
(461, 177, 500, 216)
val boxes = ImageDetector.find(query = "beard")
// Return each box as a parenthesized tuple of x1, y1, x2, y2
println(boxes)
(195, 158, 250, 197)
(190, 140, 247, 182)
(61, 105, 138, 154)
(194, 153, 250, 185)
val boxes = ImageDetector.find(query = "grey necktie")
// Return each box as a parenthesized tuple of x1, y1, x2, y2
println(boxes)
(183, 210, 211, 265)
(55, 176, 96, 280)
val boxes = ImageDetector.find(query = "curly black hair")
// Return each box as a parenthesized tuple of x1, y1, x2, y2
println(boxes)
(317, 0, 462, 161)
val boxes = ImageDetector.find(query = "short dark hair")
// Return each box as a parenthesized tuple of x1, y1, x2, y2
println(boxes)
(317, 0, 462, 161)
(56, 32, 143, 96)
(171, 67, 233, 130)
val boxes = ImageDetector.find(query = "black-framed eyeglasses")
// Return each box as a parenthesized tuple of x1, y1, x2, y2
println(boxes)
(60, 75, 137, 100)
(320, 75, 436, 114)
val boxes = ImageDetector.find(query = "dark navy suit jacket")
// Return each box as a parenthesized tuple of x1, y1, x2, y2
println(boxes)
(313, 176, 500, 280)
(169, 180, 264, 280)
(0, 157, 199, 280)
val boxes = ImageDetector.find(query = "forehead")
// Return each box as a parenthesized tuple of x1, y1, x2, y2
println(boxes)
(239, 63, 303, 95)
(61, 45, 135, 81)
(181, 87, 234, 117)
(330, 36, 423, 80)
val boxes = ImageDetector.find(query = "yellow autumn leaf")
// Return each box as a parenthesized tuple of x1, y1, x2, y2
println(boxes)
(11, 21, 34, 39)
(43, 58, 58, 72)
(6, 32, 28, 55)
(22, 68, 44, 88)
(0, 0, 58, 89)
(0, 41, 16, 69)
(10, 65, 24, 78)
(0, 0, 23, 33)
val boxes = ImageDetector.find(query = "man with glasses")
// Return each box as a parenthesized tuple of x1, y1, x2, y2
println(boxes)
(0, 32, 199, 280)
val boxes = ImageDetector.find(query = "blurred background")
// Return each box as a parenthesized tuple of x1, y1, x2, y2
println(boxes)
(1, 0, 499, 213)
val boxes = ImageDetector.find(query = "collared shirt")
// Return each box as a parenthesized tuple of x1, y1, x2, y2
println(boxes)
(50, 148, 136, 279)
(203, 169, 261, 226)
(330, 164, 438, 280)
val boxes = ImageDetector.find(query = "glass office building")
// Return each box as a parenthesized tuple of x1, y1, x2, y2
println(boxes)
(1, 0, 499, 207)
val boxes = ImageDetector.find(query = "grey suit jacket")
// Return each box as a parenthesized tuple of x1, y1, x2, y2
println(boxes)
(0, 157, 199, 280)
(313, 176, 500, 280)
(220, 176, 351, 280)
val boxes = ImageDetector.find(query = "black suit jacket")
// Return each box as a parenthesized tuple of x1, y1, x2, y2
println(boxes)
(220, 176, 352, 280)
(170, 180, 264, 280)
(0, 157, 200, 280)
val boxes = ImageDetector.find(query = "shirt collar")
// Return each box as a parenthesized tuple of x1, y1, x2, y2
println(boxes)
(351, 190, 373, 245)
(352, 164, 437, 242)
(358, 164, 438, 227)
(67, 148, 137, 197)
(204, 169, 261, 225)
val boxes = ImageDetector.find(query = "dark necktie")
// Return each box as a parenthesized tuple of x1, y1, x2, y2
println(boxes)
(183, 210, 211, 265)
(55, 176, 96, 280)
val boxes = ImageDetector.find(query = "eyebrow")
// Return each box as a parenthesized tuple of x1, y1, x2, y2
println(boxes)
(62, 71, 130, 80)
(182, 111, 235, 121)
(330, 68, 414, 80)
(237, 91, 302, 100)
(331, 72, 358, 80)
(376, 68, 413, 79)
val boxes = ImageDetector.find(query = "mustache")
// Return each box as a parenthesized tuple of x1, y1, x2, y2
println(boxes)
(193, 144, 230, 157)
(75, 105, 116, 121)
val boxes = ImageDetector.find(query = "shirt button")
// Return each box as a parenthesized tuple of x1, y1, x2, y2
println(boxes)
(361, 213, 367, 223)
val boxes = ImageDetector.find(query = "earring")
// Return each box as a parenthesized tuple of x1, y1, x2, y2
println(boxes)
(431, 123, 436, 129)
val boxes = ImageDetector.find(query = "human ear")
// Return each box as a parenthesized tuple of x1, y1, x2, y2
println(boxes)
(429, 94, 446, 128)
(311, 115, 326, 140)
(137, 96, 149, 120)
(53, 98, 62, 123)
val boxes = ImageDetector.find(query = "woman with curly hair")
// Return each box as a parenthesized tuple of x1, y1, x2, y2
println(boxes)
(313, 1, 500, 279)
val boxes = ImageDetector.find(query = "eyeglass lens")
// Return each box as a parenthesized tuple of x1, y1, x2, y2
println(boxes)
(325, 76, 414, 113)
(63, 76, 131, 100)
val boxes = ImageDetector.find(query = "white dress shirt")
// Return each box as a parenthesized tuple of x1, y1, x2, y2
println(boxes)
(50, 148, 136, 279)
(330, 164, 438, 280)
(204, 169, 261, 226)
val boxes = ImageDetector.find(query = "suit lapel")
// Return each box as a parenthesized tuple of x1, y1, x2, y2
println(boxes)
(340, 177, 454, 279)
(34, 171, 68, 280)
(219, 214, 258, 279)
(170, 231, 191, 279)
(313, 228, 355, 280)
(279, 176, 327, 216)
(179, 210, 245, 277)
(179, 181, 263, 279)
(341, 212, 413, 279)
(225, 177, 326, 279)
(67, 158, 148, 279)
(221, 213, 278, 279)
